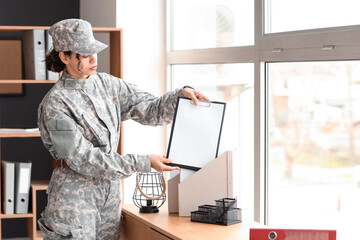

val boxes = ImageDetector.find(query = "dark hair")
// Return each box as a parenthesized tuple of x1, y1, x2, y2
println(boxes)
(45, 50, 71, 72)
(45, 50, 83, 74)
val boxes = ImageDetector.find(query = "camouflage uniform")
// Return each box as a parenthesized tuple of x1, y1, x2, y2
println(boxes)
(38, 70, 184, 239)
(37, 19, 185, 239)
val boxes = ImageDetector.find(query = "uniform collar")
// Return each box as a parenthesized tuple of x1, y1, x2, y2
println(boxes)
(60, 70, 94, 89)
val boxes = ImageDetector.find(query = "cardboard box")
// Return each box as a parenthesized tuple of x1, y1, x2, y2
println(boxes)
(0, 40, 23, 94)
(168, 151, 234, 216)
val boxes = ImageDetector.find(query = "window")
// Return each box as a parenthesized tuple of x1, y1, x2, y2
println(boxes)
(265, 0, 360, 33)
(167, 1, 360, 239)
(171, 0, 254, 50)
(168, 0, 255, 221)
(172, 63, 255, 219)
(267, 61, 360, 239)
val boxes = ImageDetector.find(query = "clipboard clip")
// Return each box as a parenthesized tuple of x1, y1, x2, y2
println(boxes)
(166, 163, 201, 171)
(190, 100, 211, 107)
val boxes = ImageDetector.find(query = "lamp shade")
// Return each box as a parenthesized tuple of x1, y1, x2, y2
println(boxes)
(133, 172, 166, 213)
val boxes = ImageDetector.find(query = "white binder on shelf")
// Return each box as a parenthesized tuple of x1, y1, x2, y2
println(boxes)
(22, 30, 46, 80)
(1, 161, 15, 215)
(14, 162, 32, 214)
(45, 31, 60, 80)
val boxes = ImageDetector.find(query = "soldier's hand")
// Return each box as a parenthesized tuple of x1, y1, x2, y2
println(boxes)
(150, 154, 180, 172)
(182, 87, 210, 106)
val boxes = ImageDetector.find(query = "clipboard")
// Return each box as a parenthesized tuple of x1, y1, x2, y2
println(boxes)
(166, 97, 226, 171)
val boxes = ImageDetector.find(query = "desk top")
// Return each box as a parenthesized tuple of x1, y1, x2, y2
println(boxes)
(122, 204, 258, 240)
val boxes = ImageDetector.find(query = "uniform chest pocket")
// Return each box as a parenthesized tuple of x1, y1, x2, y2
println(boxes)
(47, 118, 77, 158)
(82, 114, 109, 149)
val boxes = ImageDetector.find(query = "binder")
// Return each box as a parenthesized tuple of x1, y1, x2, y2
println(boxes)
(249, 228, 336, 240)
(22, 30, 46, 80)
(1, 161, 15, 214)
(14, 162, 32, 214)
(166, 97, 226, 182)
(45, 31, 60, 80)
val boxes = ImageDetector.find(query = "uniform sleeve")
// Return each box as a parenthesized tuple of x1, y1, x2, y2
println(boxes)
(117, 79, 185, 126)
(38, 102, 151, 180)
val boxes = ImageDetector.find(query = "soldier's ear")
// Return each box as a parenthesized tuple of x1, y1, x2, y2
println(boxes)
(59, 52, 71, 64)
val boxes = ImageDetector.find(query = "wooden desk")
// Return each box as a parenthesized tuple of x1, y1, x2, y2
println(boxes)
(120, 204, 256, 240)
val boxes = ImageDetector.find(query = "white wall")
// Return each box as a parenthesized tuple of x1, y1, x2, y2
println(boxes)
(80, 0, 167, 204)
(116, 0, 167, 204)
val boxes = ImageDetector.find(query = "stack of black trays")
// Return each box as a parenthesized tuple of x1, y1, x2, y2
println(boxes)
(190, 197, 242, 225)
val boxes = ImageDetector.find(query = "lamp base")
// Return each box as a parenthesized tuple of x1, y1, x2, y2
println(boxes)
(140, 205, 159, 213)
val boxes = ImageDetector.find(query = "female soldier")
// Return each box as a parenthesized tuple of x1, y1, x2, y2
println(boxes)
(37, 18, 209, 239)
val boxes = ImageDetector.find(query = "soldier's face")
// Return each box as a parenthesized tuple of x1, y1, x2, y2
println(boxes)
(65, 53, 98, 79)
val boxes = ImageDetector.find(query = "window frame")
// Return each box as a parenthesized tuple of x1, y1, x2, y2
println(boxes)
(166, 0, 360, 224)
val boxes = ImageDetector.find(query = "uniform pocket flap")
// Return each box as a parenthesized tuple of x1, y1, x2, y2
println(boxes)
(47, 119, 76, 131)
(47, 119, 77, 158)
(38, 218, 83, 238)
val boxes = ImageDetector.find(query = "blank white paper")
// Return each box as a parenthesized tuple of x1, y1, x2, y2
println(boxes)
(167, 97, 226, 181)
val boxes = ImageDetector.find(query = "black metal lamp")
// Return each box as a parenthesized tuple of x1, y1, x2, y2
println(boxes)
(133, 172, 166, 213)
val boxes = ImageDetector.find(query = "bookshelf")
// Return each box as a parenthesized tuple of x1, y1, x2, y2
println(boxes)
(0, 26, 123, 239)
(0, 80, 56, 84)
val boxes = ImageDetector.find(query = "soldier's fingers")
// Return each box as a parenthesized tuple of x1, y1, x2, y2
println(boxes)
(162, 165, 180, 171)
(189, 91, 199, 106)
(161, 156, 172, 164)
(195, 91, 210, 102)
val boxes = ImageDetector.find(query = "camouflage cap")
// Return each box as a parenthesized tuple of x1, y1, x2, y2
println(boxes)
(48, 19, 108, 55)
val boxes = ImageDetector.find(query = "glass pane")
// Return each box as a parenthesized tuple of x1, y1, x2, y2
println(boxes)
(266, 0, 360, 33)
(172, 63, 254, 220)
(268, 61, 360, 239)
(171, 0, 254, 50)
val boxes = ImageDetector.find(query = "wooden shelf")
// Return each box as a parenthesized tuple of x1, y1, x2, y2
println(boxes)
(0, 24, 122, 239)
(0, 213, 33, 219)
(0, 133, 40, 138)
(0, 26, 121, 33)
(30, 180, 49, 191)
(0, 129, 40, 138)
(28, 180, 49, 240)
(0, 26, 48, 31)
(35, 230, 43, 240)
(0, 80, 57, 84)
(0, 180, 48, 220)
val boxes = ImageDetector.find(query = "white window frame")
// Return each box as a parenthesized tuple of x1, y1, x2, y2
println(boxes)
(166, 0, 360, 224)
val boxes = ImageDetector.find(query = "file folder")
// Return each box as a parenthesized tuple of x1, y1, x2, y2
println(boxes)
(45, 31, 60, 80)
(14, 162, 32, 214)
(22, 30, 46, 80)
(250, 228, 336, 240)
(1, 161, 15, 214)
